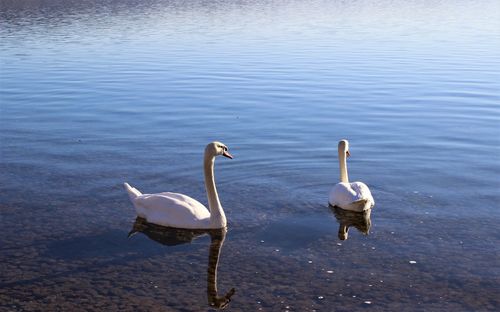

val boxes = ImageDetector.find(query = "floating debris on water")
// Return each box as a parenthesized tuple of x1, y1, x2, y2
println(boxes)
(326, 270, 333, 274)
(318, 296, 324, 300)
(409, 260, 417, 264)
(364, 301, 372, 304)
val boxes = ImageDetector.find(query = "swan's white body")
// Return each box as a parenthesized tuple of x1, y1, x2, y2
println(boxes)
(125, 187, 213, 228)
(329, 182, 374, 212)
(124, 142, 232, 229)
(329, 140, 374, 212)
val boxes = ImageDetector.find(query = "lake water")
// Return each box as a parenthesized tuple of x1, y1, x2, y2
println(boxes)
(1, 0, 499, 311)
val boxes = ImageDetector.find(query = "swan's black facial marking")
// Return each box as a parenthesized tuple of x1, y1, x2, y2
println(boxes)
(220, 145, 233, 159)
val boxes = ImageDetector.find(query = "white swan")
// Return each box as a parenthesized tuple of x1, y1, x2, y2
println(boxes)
(124, 141, 233, 229)
(329, 139, 374, 212)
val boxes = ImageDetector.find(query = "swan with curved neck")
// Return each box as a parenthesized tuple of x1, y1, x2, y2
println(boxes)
(329, 139, 374, 212)
(124, 141, 233, 229)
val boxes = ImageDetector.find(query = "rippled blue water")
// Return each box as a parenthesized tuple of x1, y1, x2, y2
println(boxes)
(1, 0, 499, 311)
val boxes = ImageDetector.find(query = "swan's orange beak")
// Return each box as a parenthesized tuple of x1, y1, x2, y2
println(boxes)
(346, 150, 351, 157)
(223, 151, 233, 159)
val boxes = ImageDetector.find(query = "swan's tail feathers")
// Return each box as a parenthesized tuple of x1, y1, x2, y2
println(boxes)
(124, 182, 142, 201)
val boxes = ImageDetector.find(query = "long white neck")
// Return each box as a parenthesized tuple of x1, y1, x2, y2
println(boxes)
(338, 149, 349, 183)
(204, 152, 227, 228)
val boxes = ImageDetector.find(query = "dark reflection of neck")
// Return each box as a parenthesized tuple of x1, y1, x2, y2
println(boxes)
(207, 228, 235, 309)
(128, 217, 235, 309)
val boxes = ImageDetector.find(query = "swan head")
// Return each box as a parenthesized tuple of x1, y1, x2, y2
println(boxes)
(206, 141, 233, 159)
(338, 139, 351, 157)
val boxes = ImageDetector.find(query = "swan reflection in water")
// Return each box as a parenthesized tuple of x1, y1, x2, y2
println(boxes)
(330, 206, 372, 240)
(129, 217, 236, 309)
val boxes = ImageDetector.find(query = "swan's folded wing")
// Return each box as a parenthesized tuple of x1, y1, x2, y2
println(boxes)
(351, 182, 375, 205)
(329, 182, 359, 206)
(157, 192, 210, 213)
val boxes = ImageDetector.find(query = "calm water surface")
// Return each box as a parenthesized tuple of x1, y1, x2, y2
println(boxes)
(1, 0, 499, 311)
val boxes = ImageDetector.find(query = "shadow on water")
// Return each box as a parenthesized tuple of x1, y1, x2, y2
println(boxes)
(43, 226, 193, 261)
(129, 217, 236, 310)
(254, 204, 373, 251)
(330, 206, 372, 241)
(44, 229, 136, 260)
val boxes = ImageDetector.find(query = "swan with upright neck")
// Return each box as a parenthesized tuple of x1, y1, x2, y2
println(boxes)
(124, 141, 233, 229)
(329, 139, 374, 212)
